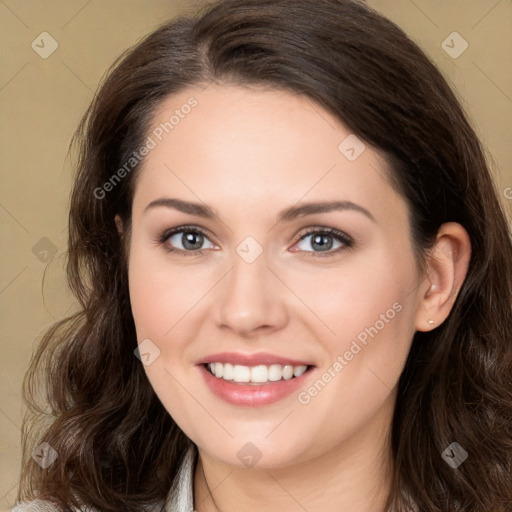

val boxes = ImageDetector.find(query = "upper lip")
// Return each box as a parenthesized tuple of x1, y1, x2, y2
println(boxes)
(196, 352, 314, 367)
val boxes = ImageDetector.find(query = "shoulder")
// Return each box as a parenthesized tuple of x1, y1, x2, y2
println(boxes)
(11, 497, 164, 512)
(11, 500, 96, 512)
(11, 501, 62, 512)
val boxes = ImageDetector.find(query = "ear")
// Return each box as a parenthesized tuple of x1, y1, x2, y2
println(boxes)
(414, 222, 471, 332)
(114, 214, 124, 237)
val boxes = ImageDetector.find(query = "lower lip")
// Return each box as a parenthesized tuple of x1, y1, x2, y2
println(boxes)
(198, 364, 314, 407)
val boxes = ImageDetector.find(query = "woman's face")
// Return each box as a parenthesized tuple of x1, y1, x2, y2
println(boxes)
(126, 84, 427, 469)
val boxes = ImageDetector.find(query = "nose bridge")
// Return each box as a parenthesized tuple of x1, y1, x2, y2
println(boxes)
(214, 240, 287, 335)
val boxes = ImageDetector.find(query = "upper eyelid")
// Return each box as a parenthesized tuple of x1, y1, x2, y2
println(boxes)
(161, 225, 216, 246)
(296, 226, 352, 240)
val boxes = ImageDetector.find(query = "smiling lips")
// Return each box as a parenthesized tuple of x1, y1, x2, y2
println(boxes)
(196, 352, 315, 406)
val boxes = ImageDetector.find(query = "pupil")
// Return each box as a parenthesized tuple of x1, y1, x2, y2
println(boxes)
(312, 234, 332, 251)
(183, 232, 203, 250)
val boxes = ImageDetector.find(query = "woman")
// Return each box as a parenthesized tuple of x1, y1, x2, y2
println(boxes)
(14, 0, 512, 511)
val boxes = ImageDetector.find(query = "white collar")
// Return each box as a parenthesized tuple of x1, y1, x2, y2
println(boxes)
(162, 442, 197, 512)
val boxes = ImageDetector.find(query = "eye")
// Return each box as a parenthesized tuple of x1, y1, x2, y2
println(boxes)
(291, 227, 353, 256)
(157, 225, 353, 257)
(158, 226, 216, 255)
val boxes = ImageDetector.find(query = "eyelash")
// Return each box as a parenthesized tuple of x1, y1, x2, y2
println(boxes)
(156, 225, 354, 258)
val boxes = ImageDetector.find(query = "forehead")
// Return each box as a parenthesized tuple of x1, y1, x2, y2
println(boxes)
(131, 84, 405, 226)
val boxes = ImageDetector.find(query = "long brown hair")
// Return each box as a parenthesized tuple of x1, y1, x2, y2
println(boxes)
(18, 0, 512, 510)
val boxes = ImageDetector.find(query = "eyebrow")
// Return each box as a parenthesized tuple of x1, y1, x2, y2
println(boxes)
(143, 197, 376, 223)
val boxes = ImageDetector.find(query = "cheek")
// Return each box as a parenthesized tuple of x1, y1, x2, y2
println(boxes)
(292, 245, 417, 403)
(127, 245, 203, 415)
(287, 243, 416, 344)
(127, 242, 206, 341)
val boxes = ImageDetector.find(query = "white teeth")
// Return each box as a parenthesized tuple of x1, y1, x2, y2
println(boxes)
(283, 365, 294, 380)
(233, 365, 251, 382)
(294, 365, 307, 377)
(268, 364, 283, 381)
(207, 363, 309, 383)
(251, 365, 268, 383)
(223, 363, 234, 380)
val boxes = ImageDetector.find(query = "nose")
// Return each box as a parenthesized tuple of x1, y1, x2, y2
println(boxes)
(213, 250, 289, 338)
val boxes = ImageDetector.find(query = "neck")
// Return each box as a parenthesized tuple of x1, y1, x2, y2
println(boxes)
(194, 392, 396, 512)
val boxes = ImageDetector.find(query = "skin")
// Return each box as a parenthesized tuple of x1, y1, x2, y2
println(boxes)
(116, 84, 471, 512)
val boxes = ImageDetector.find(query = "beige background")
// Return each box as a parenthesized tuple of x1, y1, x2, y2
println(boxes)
(0, 0, 511, 508)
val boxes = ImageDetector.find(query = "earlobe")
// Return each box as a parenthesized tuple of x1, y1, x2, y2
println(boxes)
(114, 214, 124, 237)
(415, 222, 471, 332)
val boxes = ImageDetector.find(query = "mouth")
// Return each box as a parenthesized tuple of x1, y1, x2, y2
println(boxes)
(203, 362, 314, 385)
(196, 352, 316, 406)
